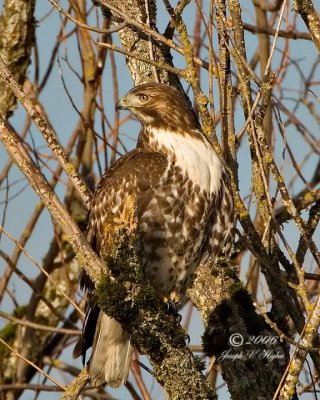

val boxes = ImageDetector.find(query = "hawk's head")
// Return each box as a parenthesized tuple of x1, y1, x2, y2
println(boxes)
(116, 83, 200, 131)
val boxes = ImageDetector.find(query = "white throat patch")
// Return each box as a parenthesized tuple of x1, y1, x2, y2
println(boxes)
(150, 128, 223, 194)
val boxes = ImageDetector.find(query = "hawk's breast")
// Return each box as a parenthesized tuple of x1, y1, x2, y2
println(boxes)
(150, 128, 223, 196)
(139, 128, 224, 298)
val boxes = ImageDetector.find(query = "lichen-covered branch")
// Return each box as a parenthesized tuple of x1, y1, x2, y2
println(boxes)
(292, 0, 320, 53)
(96, 0, 171, 85)
(60, 368, 89, 400)
(254, 79, 320, 269)
(215, 0, 237, 176)
(162, 0, 215, 142)
(276, 188, 320, 224)
(0, 0, 35, 118)
(279, 292, 320, 399)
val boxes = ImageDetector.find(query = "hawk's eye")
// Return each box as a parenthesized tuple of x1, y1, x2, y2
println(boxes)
(139, 94, 149, 102)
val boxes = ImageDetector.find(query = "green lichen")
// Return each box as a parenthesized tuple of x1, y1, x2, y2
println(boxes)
(65, 162, 76, 175)
(35, 314, 50, 327)
(168, 321, 189, 349)
(133, 327, 164, 362)
(96, 274, 138, 324)
(0, 306, 27, 359)
(135, 284, 157, 307)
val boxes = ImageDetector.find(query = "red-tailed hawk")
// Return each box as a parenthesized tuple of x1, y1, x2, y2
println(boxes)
(74, 83, 234, 387)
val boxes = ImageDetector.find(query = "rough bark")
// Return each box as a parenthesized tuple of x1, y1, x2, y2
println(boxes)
(0, 0, 36, 118)
(95, 0, 183, 88)
(292, 0, 320, 53)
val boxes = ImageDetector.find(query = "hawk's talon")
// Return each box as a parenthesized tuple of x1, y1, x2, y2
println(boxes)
(186, 333, 190, 345)
(164, 299, 179, 315)
(176, 313, 183, 323)
(164, 300, 183, 323)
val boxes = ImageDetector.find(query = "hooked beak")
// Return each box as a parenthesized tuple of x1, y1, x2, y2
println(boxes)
(115, 95, 128, 111)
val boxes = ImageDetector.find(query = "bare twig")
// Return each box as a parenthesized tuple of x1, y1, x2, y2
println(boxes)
(0, 338, 66, 390)
(0, 310, 80, 336)
(94, 41, 184, 76)
(48, 0, 126, 34)
(0, 56, 91, 208)
(0, 115, 103, 284)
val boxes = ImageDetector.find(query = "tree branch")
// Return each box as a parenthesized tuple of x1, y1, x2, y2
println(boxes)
(292, 0, 320, 53)
(0, 0, 36, 117)
(278, 292, 320, 399)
